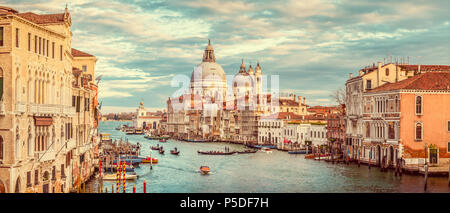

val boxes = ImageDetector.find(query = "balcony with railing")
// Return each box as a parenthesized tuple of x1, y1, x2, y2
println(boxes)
(15, 102, 26, 114)
(28, 104, 76, 116)
(35, 150, 56, 163)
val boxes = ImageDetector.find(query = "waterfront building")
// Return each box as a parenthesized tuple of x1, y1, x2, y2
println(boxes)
(345, 62, 425, 161)
(326, 104, 346, 154)
(132, 101, 164, 131)
(257, 112, 302, 147)
(361, 71, 450, 168)
(0, 6, 98, 193)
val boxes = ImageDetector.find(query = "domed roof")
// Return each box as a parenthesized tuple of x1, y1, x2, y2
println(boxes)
(191, 62, 226, 83)
(233, 59, 254, 87)
(191, 40, 226, 83)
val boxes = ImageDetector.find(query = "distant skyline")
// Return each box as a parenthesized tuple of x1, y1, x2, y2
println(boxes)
(4, 0, 450, 113)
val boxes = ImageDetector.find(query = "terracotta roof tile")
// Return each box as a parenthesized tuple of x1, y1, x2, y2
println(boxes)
(72, 48, 94, 57)
(368, 72, 450, 93)
(398, 65, 450, 72)
(17, 12, 66, 24)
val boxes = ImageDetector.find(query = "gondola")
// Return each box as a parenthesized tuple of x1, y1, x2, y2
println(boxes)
(236, 150, 258, 154)
(151, 146, 160, 150)
(159, 149, 165, 154)
(197, 150, 236, 155)
(170, 150, 180, 155)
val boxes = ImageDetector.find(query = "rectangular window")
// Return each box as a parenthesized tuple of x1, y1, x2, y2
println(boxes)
(34, 35, 37, 53)
(28, 33, 31, 51)
(388, 122, 395, 139)
(27, 171, 31, 187)
(15, 28, 19, 48)
(39, 37, 41, 54)
(60, 45, 63, 61)
(72, 96, 76, 107)
(415, 96, 422, 115)
(61, 164, 65, 177)
(447, 121, 450, 132)
(448, 142, 450, 153)
(42, 38, 45, 56)
(76, 96, 80, 112)
(366, 80, 372, 90)
(0, 27, 3, 46)
(82, 65, 87, 72)
(52, 42, 55, 58)
(46, 40, 49, 57)
(52, 166, 56, 180)
(34, 170, 39, 185)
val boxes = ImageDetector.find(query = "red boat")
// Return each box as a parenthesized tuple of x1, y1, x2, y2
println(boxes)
(170, 150, 180, 155)
(200, 166, 210, 175)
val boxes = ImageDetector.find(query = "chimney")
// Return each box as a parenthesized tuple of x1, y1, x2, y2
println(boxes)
(359, 70, 363, 76)
(349, 73, 353, 79)
(303, 97, 306, 105)
(294, 94, 296, 101)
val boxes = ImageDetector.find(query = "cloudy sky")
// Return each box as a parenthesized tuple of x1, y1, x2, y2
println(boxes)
(4, 0, 450, 113)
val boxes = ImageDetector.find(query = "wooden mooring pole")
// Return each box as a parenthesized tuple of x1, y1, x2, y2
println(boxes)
(424, 163, 428, 192)
(448, 163, 450, 187)
(144, 180, 147, 193)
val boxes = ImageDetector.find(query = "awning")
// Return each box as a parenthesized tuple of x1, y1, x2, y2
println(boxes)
(34, 117, 53, 126)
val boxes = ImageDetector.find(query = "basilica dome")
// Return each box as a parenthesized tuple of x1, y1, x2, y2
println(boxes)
(190, 40, 227, 98)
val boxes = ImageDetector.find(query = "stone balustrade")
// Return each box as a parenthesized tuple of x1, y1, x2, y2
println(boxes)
(28, 104, 76, 116)
(15, 102, 26, 114)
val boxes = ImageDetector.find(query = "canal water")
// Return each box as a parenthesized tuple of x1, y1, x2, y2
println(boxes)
(91, 121, 450, 193)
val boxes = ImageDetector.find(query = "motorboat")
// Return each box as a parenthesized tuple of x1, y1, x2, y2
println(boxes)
(102, 173, 138, 181)
(261, 147, 273, 153)
(199, 166, 210, 175)
(141, 157, 158, 164)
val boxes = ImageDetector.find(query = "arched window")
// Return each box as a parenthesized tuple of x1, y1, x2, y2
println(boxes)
(365, 122, 370, 137)
(415, 123, 422, 140)
(15, 127, 20, 161)
(0, 68, 3, 100)
(0, 136, 3, 161)
(385, 68, 389, 76)
(415, 96, 422, 115)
